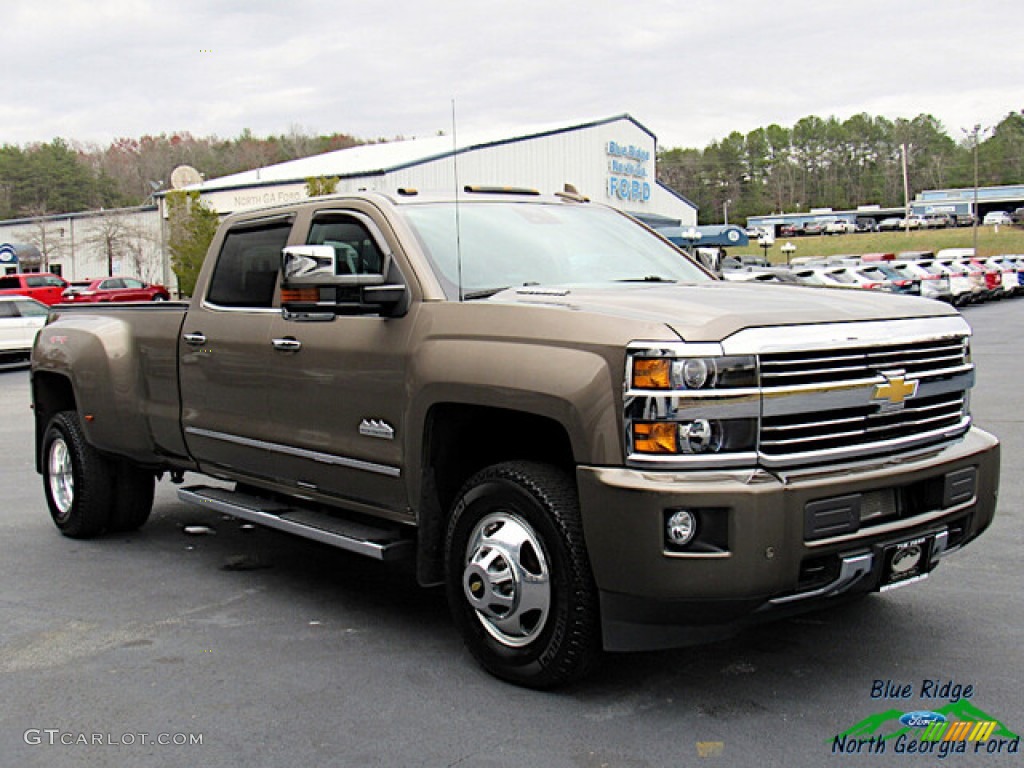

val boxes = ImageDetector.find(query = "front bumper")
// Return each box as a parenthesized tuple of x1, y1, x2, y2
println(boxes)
(577, 427, 1000, 652)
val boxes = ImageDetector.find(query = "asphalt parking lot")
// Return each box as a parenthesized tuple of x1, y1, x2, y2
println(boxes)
(1, 299, 1021, 768)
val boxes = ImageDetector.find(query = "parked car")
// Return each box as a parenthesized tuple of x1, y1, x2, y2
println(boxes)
(937, 260, 984, 305)
(922, 213, 955, 228)
(955, 213, 977, 227)
(985, 257, 1021, 297)
(895, 260, 953, 303)
(824, 219, 855, 235)
(801, 221, 827, 236)
(1011, 208, 1024, 225)
(61, 276, 171, 303)
(983, 211, 1012, 226)
(0, 272, 69, 305)
(859, 264, 918, 295)
(0, 295, 49, 369)
(1008, 256, 1024, 291)
(779, 223, 803, 237)
(878, 217, 904, 231)
(960, 260, 999, 301)
(815, 267, 894, 292)
(855, 217, 878, 232)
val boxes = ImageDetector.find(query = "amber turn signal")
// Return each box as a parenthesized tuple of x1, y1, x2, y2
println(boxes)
(632, 358, 671, 389)
(633, 422, 679, 453)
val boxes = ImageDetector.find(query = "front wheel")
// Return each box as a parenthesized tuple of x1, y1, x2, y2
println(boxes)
(42, 411, 115, 538)
(445, 462, 601, 688)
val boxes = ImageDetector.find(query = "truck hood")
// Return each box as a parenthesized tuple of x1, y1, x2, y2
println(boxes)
(489, 281, 958, 342)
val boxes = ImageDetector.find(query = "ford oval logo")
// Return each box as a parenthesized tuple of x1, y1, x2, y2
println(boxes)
(891, 546, 922, 574)
(900, 711, 947, 728)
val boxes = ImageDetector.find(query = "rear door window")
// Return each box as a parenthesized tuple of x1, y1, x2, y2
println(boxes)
(206, 219, 293, 308)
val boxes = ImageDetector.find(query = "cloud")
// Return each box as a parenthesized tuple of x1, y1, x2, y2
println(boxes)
(2, 0, 1023, 150)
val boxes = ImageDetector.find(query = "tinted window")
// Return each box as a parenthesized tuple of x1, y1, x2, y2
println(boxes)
(207, 221, 292, 308)
(123, 278, 145, 288)
(0, 302, 16, 317)
(0, 277, 19, 289)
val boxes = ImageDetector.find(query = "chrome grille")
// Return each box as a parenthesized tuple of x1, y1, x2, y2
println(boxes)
(760, 338, 967, 387)
(758, 335, 971, 467)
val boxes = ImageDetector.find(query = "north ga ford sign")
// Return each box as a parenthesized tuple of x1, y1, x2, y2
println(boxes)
(606, 141, 651, 203)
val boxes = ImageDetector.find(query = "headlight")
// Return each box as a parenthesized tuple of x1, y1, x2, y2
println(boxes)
(632, 418, 757, 455)
(631, 355, 756, 390)
(626, 346, 759, 467)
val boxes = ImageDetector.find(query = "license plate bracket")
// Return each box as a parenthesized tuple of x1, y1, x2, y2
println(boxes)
(879, 534, 934, 592)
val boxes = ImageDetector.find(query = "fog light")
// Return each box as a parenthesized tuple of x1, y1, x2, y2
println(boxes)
(666, 509, 697, 547)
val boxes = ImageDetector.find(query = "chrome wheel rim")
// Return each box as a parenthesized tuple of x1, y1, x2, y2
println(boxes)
(462, 511, 551, 648)
(48, 437, 74, 518)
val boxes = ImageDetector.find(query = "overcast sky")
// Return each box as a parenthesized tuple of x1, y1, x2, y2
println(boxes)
(5, 0, 1023, 152)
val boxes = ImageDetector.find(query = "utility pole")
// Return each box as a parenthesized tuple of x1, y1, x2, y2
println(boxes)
(971, 124, 981, 257)
(901, 143, 910, 233)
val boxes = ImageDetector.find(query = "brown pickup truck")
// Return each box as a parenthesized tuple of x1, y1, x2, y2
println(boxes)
(31, 189, 1000, 688)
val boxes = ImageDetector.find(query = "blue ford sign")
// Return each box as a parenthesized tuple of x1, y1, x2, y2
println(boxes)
(0, 243, 17, 265)
(900, 711, 947, 728)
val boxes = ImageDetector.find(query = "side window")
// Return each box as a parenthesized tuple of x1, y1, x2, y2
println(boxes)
(0, 277, 18, 289)
(307, 214, 385, 276)
(207, 220, 292, 308)
(14, 300, 48, 317)
(103, 278, 125, 290)
(124, 278, 144, 288)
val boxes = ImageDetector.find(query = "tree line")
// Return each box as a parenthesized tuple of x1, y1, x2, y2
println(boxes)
(658, 110, 1024, 225)
(2, 111, 1022, 224)
(0, 129, 365, 221)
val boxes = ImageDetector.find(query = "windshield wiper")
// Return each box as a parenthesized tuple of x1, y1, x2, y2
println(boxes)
(615, 275, 677, 283)
(462, 286, 510, 300)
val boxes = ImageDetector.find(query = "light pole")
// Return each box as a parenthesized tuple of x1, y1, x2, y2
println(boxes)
(962, 124, 985, 256)
(781, 241, 796, 265)
(723, 199, 731, 226)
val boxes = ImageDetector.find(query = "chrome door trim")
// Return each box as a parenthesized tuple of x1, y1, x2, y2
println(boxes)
(185, 427, 401, 478)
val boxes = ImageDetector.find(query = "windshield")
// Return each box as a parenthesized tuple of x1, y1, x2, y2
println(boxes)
(398, 201, 711, 298)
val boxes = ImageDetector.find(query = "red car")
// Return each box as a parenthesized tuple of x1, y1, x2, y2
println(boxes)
(62, 276, 171, 303)
(0, 272, 69, 305)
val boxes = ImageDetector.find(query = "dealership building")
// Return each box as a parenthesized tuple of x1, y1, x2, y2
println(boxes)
(171, 114, 697, 228)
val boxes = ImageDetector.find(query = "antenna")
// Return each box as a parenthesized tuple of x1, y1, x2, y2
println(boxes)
(451, 99, 464, 302)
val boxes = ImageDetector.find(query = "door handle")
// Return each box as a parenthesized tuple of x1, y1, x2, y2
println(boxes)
(183, 332, 207, 346)
(272, 337, 302, 352)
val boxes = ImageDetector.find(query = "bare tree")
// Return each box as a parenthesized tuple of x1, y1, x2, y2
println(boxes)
(22, 208, 68, 271)
(83, 211, 157, 278)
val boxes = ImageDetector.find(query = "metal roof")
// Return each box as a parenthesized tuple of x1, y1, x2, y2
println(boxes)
(185, 114, 656, 194)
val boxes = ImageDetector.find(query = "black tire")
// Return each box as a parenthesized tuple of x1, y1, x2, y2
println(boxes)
(42, 411, 115, 538)
(445, 461, 600, 689)
(108, 462, 155, 532)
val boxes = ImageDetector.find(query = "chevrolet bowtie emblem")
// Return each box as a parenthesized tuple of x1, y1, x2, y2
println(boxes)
(874, 375, 918, 405)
